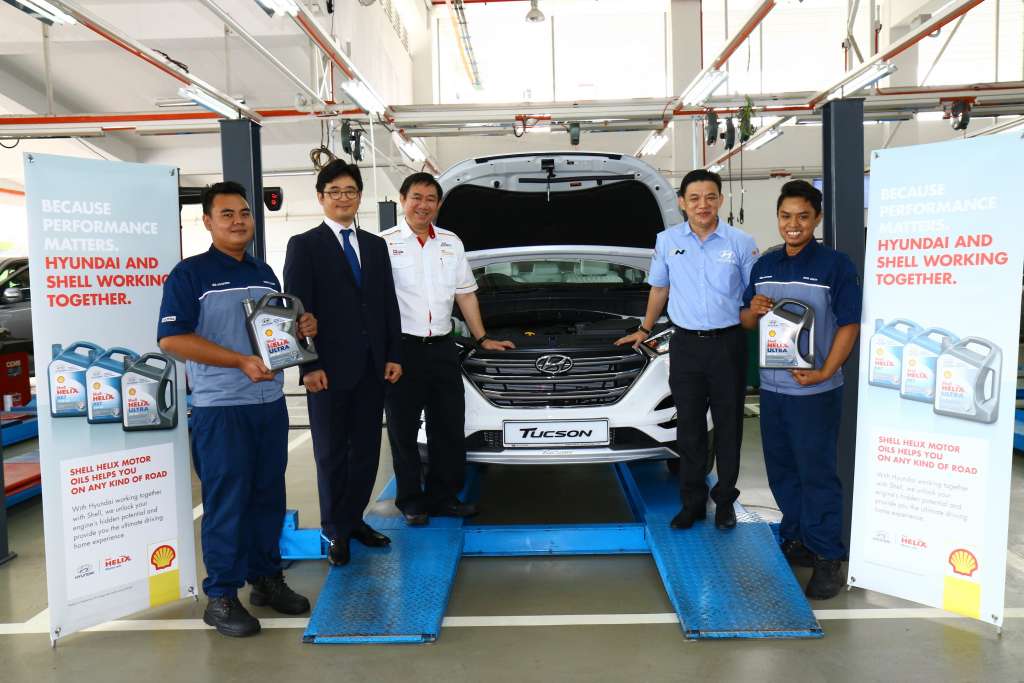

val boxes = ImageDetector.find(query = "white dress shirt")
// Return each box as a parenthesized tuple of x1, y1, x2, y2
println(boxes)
(324, 216, 360, 264)
(380, 218, 478, 337)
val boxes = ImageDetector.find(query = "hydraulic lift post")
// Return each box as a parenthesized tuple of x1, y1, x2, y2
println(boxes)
(0, 439, 16, 566)
(220, 118, 267, 261)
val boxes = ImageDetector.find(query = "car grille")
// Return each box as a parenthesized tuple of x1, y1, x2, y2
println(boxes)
(463, 349, 647, 408)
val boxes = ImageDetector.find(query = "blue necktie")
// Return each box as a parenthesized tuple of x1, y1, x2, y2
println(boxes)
(341, 228, 362, 287)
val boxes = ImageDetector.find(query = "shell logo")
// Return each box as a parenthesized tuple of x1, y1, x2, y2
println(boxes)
(949, 548, 978, 577)
(264, 328, 274, 337)
(768, 330, 777, 338)
(909, 359, 917, 367)
(943, 370, 953, 379)
(57, 375, 65, 384)
(150, 545, 176, 571)
(524, 331, 536, 337)
(128, 387, 137, 397)
(93, 382, 101, 390)
(875, 348, 884, 356)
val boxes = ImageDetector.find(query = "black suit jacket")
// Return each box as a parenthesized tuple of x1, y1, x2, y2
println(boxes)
(283, 223, 402, 391)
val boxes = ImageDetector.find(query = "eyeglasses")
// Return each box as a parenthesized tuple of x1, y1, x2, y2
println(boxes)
(323, 188, 360, 200)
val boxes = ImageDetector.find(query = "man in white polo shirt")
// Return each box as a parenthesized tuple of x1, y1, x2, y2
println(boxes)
(381, 172, 514, 525)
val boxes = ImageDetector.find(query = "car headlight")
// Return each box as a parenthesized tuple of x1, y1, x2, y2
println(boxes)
(641, 328, 674, 357)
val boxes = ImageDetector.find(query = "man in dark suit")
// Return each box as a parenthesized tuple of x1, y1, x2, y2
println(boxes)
(283, 160, 403, 566)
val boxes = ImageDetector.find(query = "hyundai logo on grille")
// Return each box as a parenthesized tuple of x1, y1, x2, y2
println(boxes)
(536, 354, 573, 375)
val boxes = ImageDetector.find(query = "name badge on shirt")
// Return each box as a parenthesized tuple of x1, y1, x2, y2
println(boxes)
(718, 249, 737, 264)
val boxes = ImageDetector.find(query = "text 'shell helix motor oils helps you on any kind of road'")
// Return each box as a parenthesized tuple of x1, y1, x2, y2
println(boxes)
(121, 353, 178, 431)
(899, 328, 958, 403)
(867, 318, 922, 389)
(49, 341, 104, 418)
(242, 292, 318, 372)
(933, 337, 1002, 424)
(759, 299, 815, 369)
(86, 347, 139, 424)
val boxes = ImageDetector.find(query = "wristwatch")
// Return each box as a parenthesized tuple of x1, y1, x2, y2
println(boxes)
(637, 325, 651, 336)
(475, 334, 491, 346)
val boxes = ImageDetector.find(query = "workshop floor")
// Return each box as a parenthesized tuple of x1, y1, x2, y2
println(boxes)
(1, 390, 1023, 682)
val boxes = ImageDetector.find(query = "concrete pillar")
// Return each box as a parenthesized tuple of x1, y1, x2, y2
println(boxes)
(668, 0, 703, 185)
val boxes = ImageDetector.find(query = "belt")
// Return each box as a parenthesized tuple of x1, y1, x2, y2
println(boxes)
(402, 332, 452, 344)
(673, 324, 740, 338)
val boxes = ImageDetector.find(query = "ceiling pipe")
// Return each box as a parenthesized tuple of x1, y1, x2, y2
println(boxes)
(44, 0, 260, 121)
(195, 0, 328, 111)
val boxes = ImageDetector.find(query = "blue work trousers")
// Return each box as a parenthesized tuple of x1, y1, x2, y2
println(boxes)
(190, 397, 288, 597)
(759, 387, 845, 560)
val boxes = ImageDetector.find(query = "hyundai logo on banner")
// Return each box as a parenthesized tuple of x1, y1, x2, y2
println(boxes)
(535, 354, 573, 375)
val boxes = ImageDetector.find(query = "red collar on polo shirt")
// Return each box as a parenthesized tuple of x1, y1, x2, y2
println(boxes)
(417, 224, 436, 247)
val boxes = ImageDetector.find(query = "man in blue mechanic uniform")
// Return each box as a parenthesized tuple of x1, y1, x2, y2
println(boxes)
(158, 182, 316, 637)
(617, 169, 759, 531)
(741, 180, 861, 600)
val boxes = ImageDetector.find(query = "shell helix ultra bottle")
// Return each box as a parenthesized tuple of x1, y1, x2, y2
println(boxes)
(121, 353, 178, 431)
(242, 292, 319, 371)
(49, 341, 104, 418)
(86, 347, 139, 424)
(868, 319, 922, 389)
(759, 299, 815, 369)
(933, 337, 1002, 424)
(899, 328, 958, 403)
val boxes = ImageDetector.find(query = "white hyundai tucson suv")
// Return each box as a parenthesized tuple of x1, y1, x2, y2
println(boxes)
(418, 152, 713, 468)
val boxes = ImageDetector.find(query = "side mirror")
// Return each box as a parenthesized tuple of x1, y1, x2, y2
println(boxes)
(2, 288, 24, 304)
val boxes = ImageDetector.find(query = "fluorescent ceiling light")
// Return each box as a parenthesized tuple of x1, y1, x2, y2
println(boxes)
(707, 163, 723, 173)
(915, 111, 947, 122)
(0, 126, 104, 139)
(745, 127, 783, 151)
(341, 80, 387, 115)
(638, 131, 669, 157)
(254, 0, 299, 16)
(682, 69, 728, 107)
(178, 86, 241, 120)
(392, 132, 427, 163)
(827, 62, 896, 101)
(11, 0, 77, 24)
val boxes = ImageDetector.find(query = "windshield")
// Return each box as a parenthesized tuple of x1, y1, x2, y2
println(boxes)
(474, 258, 648, 292)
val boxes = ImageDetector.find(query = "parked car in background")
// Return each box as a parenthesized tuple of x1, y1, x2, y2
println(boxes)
(427, 152, 713, 471)
(0, 257, 33, 360)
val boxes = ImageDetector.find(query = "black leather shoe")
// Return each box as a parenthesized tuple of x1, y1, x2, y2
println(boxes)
(434, 500, 478, 518)
(351, 523, 391, 547)
(327, 538, 350, 566)
(249, 573, 310, 615)
(780, 539, 815, 568)
(715, 504, 737, 530)
(403, 511, 429, 526)
(805, 557, 845, 600)
(203, 596, 260, 637)
(669, 506, 706, 530)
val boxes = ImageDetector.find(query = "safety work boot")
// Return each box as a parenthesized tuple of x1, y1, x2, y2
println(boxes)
(804, 557, 845, 600)
(249, 573, 311, 615)
(203, 596, 261, 637)
(780, 539, 815, 568)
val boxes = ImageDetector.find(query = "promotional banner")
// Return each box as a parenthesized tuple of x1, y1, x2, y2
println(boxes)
(849, 135, 1024, 627)
(24, 154, 197, 642)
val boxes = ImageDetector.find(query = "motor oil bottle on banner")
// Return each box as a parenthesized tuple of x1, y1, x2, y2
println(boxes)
(933, 337, 1002, 424)
(867, 319, 922, 389)
(121, 353, 178, 431)
(86, 347, 139, 424)
(48, 341, 104, 418)
(242, 292, 318, 371)
(898, 328, 958, 403)
(759, 299, 815, 369)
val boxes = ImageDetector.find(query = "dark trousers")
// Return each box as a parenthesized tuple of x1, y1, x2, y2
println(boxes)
(190, 398, 288, 598)
(668, 325, 746, 512)
(760, 387, 845, 560)
(385, 337, 466, 514)
(306, 357, 385, 541)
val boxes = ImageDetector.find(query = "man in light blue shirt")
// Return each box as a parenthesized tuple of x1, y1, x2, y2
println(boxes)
(617, 169, 758, 531)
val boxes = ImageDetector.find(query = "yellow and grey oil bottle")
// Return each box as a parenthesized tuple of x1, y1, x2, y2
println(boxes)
(934, 338, 1002, 424)
(242, 292, 318, 371)
(759, 299, 815, 369)
(121, 353, 178, 430)
(49, 341, 104, 417)
(899, 328, 958, 403)
(868, 319, 922, 389)
(86, 347, 139, 424)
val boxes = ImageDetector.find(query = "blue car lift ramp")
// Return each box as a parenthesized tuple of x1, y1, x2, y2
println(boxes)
(285, 461, 822, 644)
